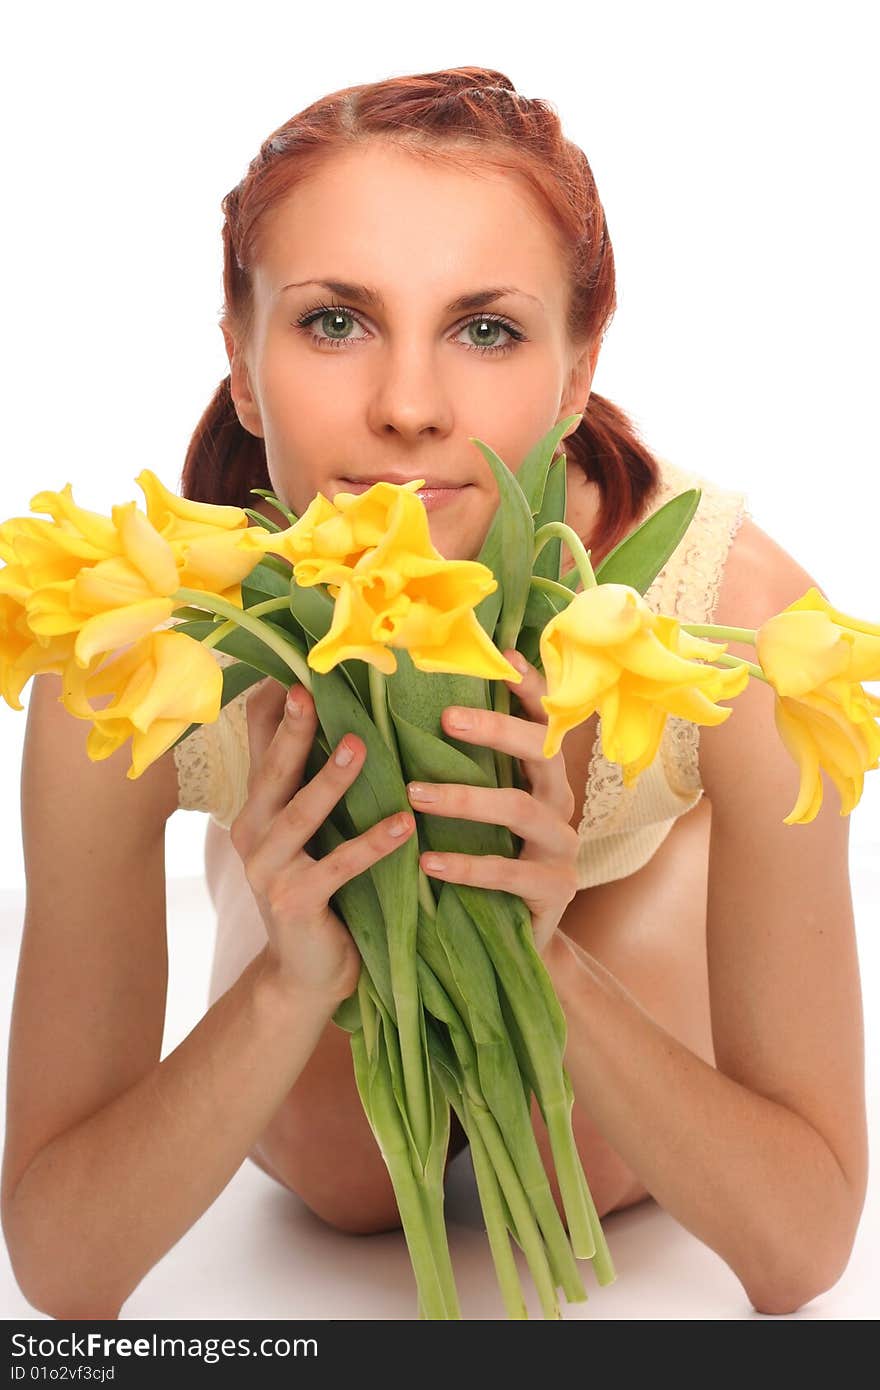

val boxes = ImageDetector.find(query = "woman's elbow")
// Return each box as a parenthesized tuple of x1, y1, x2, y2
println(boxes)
(3, 1198, 123, 1321)
(745, 1206, 864, 1316)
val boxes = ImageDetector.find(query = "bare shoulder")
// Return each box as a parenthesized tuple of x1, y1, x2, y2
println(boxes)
(698, 515, 821, 810)
(24, 671, 181, 832)
(714, 514, 819, 628)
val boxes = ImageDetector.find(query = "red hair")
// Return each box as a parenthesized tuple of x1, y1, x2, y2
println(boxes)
(179, 66, 661, 566)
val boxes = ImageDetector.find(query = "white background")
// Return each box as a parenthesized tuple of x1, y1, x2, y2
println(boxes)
(0, 0, 877, 1321)
(1, 0, 877, 889)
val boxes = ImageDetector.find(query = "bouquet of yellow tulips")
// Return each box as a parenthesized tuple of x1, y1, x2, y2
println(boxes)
(2, 416, 878, 1319)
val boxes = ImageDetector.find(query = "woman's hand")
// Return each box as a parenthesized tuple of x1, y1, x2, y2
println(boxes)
(230, 678, 415, 1007)
(405, 652, 580, 955)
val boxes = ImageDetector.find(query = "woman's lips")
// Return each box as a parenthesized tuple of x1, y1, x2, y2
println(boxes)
(337, 479, 471, 510)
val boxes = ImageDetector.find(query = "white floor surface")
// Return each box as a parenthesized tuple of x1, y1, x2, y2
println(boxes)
(1, 846, 877, 1321)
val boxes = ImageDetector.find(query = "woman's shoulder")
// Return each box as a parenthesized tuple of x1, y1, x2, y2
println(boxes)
(698, 516, 821, 807)
(714, 514, 819, 633)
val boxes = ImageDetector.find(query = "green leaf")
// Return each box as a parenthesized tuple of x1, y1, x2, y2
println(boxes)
(472, 584, 504, 645)
(249, 488, 300, 526)
(386, 695, 495, 792)
(165, 619, 302, 687)
(510, 414, 579, 517)
(557, 564, 583, 593)
(242, 507, 283, 532)
(468, 439, 535, 648)
(312, 814, 396, 1020)
(531, 452, 568, 583)
(332, 991, 362, 1033)
(168, 605, 217, 621)
(594, 488, 701, 594)
(384, 647, 496, 785)
(470, 415, 580, 648)
(307, 661, 418, 921)
(521, 582, 569, 630)
(241, 561, 294, 600)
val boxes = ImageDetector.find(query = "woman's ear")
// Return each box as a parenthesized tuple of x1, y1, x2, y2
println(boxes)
(558, 337, 601, 436)
(221, 324, 265, 439)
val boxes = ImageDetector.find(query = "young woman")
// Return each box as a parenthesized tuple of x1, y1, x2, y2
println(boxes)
(2, 66, 867, 1320)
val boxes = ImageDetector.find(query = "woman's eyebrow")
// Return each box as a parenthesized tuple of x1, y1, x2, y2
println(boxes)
(277, 278, 543, 312)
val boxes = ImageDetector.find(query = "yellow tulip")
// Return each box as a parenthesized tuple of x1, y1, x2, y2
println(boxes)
(282, 480, 517, 680)
(307, 559, 510, 679)
(135, 468, 253, 540)
(0, 593, 75, 709)
(756, 587, 880, 821)
(1, 478, 273, 673)
(756, 586, 880, 701)
(539, 583, 750, 777)
(133, 470, 278, 606)
(261, 479, 427, 588)
(60, 627, 224, 778)
(774, 689, 880, 824)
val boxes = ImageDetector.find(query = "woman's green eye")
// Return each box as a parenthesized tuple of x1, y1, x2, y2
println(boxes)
(293, 303, 526, 356)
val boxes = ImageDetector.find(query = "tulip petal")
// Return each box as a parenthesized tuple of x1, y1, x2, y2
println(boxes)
(74, 598, 175, 667)
(113, 502, 180, 594)
(757, 611, 851, 696)
(136, 469, 250, 535)
(774, 698, 824, 824)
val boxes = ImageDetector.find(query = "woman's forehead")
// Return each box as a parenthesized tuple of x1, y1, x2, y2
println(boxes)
(252, 148, 563, 307)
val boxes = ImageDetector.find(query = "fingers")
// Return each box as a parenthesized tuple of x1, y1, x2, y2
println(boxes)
(407, 780, 578, 864)
(420, 848, 578, 898)
(281, 808, 414, 916)
(437, 652, 574, 821)
(501, 649, 547, 724)
(235, 680, 415, 895)
(241, 678, 319, 827)
(419, 849, 579, 953)
(246, 728, 372, 887)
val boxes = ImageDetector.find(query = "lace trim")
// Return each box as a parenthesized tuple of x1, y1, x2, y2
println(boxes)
(172, 648, 250, 822)
(577, 460, 749, 840)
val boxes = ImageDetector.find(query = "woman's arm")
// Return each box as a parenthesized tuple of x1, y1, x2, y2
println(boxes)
(1, 675, 340, 1320)
(543, 521, 868, 1315)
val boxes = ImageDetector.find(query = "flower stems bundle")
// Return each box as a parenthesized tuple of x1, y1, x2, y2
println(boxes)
(2, 418, 879, 1319)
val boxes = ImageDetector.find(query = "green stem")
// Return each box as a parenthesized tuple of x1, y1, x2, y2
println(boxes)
(171, 587, 313, 689)
(188, 596, 293, 651)
(682, 622, 757, 645)
(350, 1029, 455, 1318)
(459, 1096, 529, 1318)
(464, 1093, 560, 1319)
(367, 661, 397, 752)
(534, 522, 596, 591)
(365, 660, 432, 1169)
(490, 676, 515, 790)
(530, 575, 578, 607)
(711, 651, 767, 682)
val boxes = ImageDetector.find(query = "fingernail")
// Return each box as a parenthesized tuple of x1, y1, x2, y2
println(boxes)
(286, 688, 303, 718)
(446, 707, 473, 730)
(507, 651, 529, 675)
(407, 782, 437, 802)
(422, 853, 446, 872)
(334, 739, 355, 767)
(388, 813, 413, 837)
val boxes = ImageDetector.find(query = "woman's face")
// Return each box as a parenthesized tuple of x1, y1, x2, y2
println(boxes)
(226, 141, 598, 560)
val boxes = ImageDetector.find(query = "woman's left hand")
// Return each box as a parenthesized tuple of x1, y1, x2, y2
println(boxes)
(405, 651, 581, 956)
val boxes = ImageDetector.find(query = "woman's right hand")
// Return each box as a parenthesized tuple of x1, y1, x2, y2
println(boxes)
(230, 677, 415, 1007)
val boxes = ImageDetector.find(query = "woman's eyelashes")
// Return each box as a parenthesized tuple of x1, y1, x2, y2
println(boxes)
(292, 303, 527, 356)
